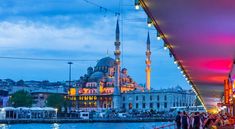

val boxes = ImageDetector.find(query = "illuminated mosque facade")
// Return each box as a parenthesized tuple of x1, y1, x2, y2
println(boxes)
(68, 20, 196, 112)
(68, 20, 144, 111)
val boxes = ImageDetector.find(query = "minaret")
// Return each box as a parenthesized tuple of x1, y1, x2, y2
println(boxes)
(145, 32, 151, 91)
(113, 19, 121, 109)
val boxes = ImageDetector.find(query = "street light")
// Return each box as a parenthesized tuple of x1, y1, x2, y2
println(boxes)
(68, 62, 73, 88)
(67, 62, 73, 115)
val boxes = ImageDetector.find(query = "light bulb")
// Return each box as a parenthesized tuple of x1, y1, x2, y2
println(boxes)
(174, 60, 177, 64)
(135, 5, 140, 10)
(157, 36, 161, 40)
(147, 17, 152, 27)
(135, 0, 140, 10)
(157, 32, 161, 40)
(164, 44, 168, 50)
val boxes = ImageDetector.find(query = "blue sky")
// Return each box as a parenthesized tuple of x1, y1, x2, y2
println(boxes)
(0, 0, 190, 89)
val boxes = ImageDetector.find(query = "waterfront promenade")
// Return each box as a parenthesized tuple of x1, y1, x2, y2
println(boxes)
(0, 117, 174, 124)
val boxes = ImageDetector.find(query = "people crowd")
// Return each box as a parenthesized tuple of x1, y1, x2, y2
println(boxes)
(175, 111, 233, 129)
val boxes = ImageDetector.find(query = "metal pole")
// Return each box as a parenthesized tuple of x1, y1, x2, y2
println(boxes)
(67, 62, 73, 115)
(68, 62, 73, 88)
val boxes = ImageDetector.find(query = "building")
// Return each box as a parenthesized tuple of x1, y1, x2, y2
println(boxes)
(67, 20, 196, 112)
(121, 86, 195, 112)
(68, 56, 143, 111)
(68, 20, 144, 111)
(31, 86, 67, 107)
(0, 90, 9, 107)
(0, 82, 67, 108)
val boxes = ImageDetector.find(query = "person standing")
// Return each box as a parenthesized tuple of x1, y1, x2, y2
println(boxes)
(181, 111, 190, 129)
(175, 111, 182, 129)
(192, 112, 202, 129)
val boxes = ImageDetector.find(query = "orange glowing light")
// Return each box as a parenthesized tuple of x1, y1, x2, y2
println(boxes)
(224, 79, 229, 104)
(69, 88, 76, 96)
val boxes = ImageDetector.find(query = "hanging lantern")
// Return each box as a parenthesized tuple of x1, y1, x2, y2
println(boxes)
(164, 43, 168, 50)
(135, 0, 140, 10)
(147, 17, 152, 27)
(157, 31, 161, 40)
(174, 59, 178, 64)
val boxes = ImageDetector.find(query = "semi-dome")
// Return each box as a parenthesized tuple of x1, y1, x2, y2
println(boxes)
(96, 57, 115, 67)
(89, 71, 104, 81)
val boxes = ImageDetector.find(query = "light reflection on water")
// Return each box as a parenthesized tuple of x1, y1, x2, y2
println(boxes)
(51, 123, 60, 129)
(0, 122, 174, 129)
(0, 124, 9, 129)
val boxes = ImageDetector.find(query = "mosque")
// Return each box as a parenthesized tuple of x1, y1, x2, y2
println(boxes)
(67, 20, 147, 111)
(67, 20, 195, 112)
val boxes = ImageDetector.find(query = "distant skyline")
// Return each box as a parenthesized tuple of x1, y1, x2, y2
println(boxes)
(0, 0, 190, 89)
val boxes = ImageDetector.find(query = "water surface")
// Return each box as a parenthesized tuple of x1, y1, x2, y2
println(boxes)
(0, 122, 174, 129)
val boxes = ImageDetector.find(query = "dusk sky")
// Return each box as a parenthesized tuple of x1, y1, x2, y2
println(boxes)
(0, 0, 190, 89)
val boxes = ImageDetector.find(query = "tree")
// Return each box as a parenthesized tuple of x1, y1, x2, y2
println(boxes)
(46, 94, 65, 112)
(194, 97, 202, 106)
(10, 90, 33, 107)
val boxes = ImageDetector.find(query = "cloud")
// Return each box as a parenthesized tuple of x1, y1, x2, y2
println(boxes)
(0, 10, 153, 58)
(0, 0, 190, 89)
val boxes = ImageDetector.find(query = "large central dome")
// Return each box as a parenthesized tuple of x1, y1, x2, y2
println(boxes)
(96, 57, 115, 67)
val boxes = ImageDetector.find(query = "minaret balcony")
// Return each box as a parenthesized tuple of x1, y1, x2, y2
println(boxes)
(145, 51, 151, 55)
(114, 51, 121, 56)
(115, 41, 120, 46)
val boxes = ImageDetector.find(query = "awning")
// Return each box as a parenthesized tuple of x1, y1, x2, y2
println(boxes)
(140, 0, 235, 112)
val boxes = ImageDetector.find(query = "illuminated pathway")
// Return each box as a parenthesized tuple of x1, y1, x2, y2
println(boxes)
(137, 0, 235, 113)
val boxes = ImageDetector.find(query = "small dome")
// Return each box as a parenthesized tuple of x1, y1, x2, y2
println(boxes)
(89, 72, 104, 81)
(96, 57, 115, 68)
(87, 67, 93, 70)
(175, 85, 183, 91)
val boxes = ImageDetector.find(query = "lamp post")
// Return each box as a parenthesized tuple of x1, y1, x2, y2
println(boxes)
(68, 62, 73, 88)
(67, 62, 73, 115)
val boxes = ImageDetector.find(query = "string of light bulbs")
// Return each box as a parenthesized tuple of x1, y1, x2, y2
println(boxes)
(82, 0, 120, 16)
